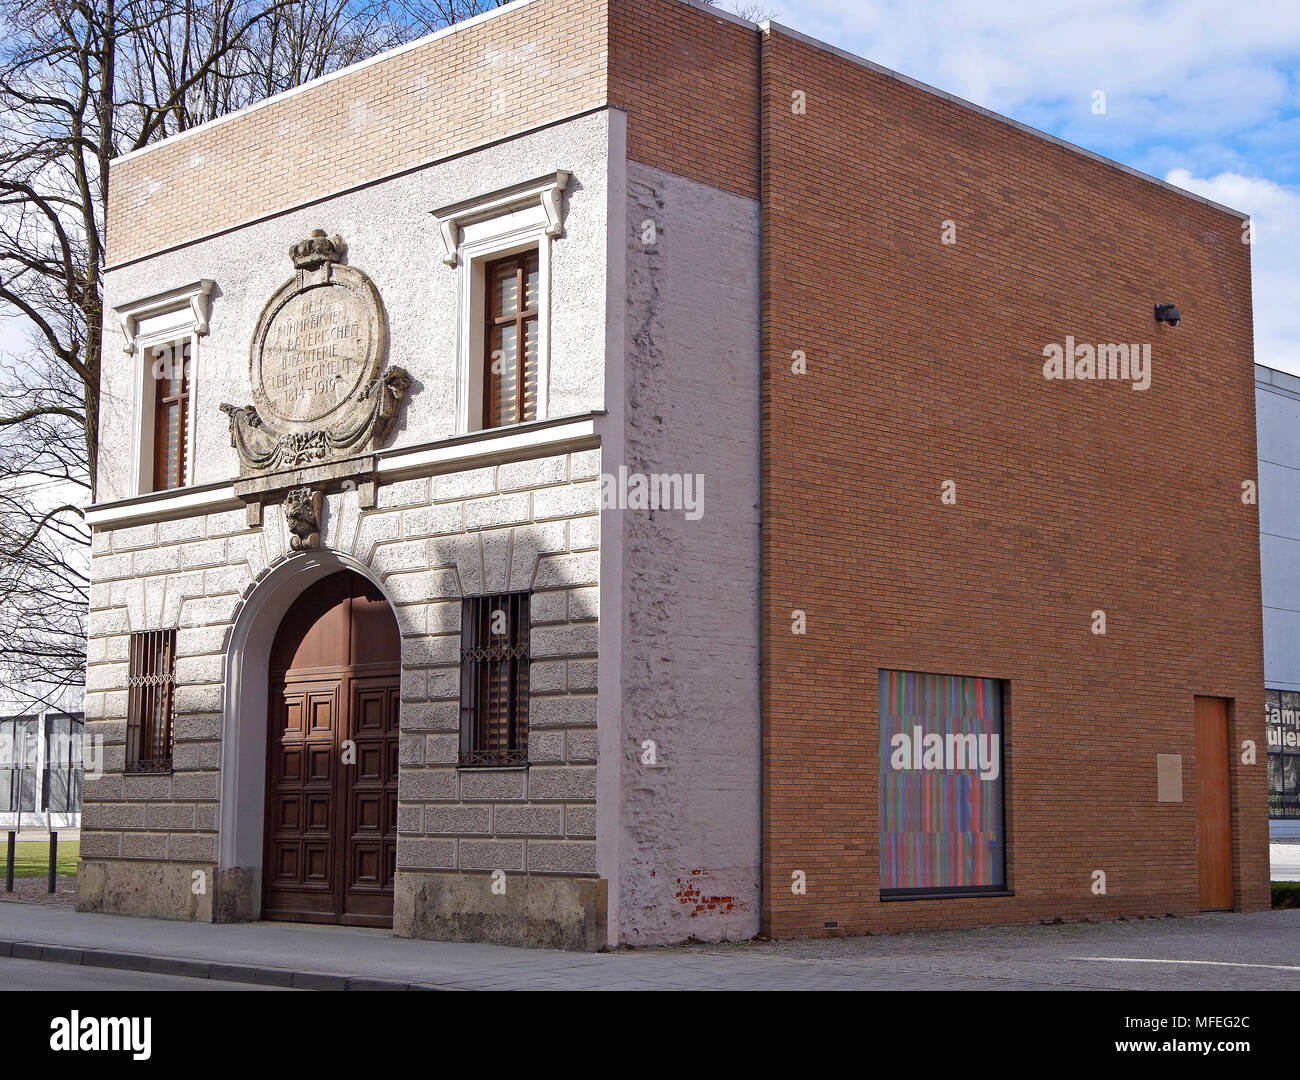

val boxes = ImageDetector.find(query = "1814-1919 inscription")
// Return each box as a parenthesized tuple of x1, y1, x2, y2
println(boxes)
(260, 288, 373, 423)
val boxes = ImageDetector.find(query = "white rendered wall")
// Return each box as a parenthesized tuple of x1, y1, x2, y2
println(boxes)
(616, 162, 762, 943)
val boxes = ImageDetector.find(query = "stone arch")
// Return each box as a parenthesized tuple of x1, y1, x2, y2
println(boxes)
(216, 547, 398, 919)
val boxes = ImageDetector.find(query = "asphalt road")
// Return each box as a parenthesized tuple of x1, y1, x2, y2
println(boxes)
(0, 957, 292, 991)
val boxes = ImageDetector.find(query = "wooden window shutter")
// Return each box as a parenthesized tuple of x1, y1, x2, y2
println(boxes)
(152, 340, 190, 491)
(483, 251, 540, 429)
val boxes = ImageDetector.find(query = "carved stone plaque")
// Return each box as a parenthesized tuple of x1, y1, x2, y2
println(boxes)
(220, 230, 411, 521)
(250, 232, 384, 426)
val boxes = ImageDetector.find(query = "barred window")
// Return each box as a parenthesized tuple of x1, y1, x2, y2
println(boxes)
(127, 630, 176, 773)
(459, 593, 530, 767)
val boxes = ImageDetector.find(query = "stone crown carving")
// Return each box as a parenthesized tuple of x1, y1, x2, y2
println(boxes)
(290, 229, 345, 270)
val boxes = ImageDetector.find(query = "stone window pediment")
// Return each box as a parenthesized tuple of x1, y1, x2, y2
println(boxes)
(114, 279, 215, 354)
(431, 170, 571, 267)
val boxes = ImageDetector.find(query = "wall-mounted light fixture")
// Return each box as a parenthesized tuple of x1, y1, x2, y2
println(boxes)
(1154, 303, 1182, 327)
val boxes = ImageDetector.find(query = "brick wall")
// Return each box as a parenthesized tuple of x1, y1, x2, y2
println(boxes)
(106, 0, 607, 265)
(608, 0, 759, 201)
(758, 26, 1267, 937)
(107, 0, 766, 267)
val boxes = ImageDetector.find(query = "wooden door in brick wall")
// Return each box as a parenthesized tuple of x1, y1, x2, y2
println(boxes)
(263, 572, 400, 927)
(1194, 696, 1234, 911)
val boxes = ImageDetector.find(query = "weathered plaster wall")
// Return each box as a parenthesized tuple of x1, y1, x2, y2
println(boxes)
(616, 162, 761, 943)
(97, 110, 613, 503)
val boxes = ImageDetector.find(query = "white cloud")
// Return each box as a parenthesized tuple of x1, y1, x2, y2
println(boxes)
(1165, 169, 1300, 373)
(781, 0, 1300, 138)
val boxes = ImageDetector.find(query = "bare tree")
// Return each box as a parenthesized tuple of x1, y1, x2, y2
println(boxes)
(0, 0, 507, 708)
(706, 0, 776, 23)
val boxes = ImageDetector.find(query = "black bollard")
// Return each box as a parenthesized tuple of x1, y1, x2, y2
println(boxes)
(47, 831, 57, 893)
(5, 831, 13, 892)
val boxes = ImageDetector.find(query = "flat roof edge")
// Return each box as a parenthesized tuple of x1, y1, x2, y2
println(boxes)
(760, 20, 1250, 222)
(109, 0, 1250, 225)
(110, 0, 546, 167)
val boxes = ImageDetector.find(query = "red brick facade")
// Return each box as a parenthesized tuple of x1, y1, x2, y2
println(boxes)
(606, 3, 1264, 936)
(754, 28, 1266, 936)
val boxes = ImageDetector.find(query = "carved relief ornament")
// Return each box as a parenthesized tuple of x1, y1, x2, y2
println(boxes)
(218, 230, 411, 521)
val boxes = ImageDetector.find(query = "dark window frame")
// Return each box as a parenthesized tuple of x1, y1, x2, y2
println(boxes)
(41, 712, 83, 814)
(482, 250, 540, 430)
(152, 339, 190, 492)
(127, 629, 176, 773)
(0, 716, 38, 814)
(459, 593, 530, 768)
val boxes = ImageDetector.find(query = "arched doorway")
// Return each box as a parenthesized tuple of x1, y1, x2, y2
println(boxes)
(262, 570, 400, 927)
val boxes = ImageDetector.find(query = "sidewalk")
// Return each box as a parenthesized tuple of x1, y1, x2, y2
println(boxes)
(2, 902, 1298, 990)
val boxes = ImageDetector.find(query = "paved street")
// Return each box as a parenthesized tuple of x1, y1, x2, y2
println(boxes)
(1, 902, 1297, 990)
(0, 956, 287, 990)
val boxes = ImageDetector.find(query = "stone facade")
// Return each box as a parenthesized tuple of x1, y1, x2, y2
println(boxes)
(80, 452, 604, 936)
(83, 96, 621, 944)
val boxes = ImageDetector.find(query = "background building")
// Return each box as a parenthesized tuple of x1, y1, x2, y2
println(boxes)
(1, 474, 85, 833)
(1255, 363, 1300, 840)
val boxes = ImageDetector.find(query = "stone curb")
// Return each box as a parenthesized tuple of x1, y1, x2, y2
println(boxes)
(0, 938, 450, 991)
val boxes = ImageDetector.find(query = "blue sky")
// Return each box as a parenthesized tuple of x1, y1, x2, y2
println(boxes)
(762, 0, 1300, 372)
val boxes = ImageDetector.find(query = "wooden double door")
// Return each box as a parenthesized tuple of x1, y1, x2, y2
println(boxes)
(263, 572, 400, 927)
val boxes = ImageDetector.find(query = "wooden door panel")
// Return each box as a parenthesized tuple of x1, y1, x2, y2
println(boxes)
(263, 680, 341, 919)
(1194, 696, 1233, 911)
(342, 671, 400, 923)
(275, 795, 300, 830)
(263, 573, 400, 927)
(271, 842, 298, 881)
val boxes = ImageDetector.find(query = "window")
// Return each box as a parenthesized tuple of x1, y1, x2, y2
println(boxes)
(127, 630, 176, 772)
(879, 670, 1007, 897)
(433, 172, 568, 435)
(483, 250, 540, 429)
(1266, 689, 1300, 820)
(459, 593, 530, 767)
(151, 340, 190, 491)
(113, 278, 212, 496)
(0, 717, 38, 814)
(42, 713, 83, 814)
